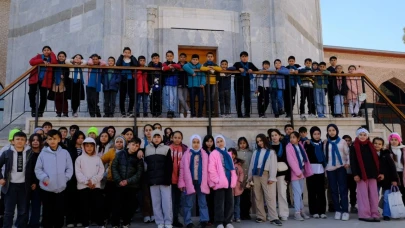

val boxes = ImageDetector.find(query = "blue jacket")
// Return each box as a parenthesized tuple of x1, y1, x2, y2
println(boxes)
(101, 69, 121, 92)
(183, 62, 206, 87)
(270, 66, 289, 90)
(87, 68, 103, 92)
(35, 146, 73, 193)
(285, 65, 302, 87)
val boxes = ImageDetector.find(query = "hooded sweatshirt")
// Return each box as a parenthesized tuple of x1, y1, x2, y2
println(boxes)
(75, 138, 105, 190)
(35, 145, 73, 193)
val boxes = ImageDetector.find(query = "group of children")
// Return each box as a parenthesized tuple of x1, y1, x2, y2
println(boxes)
(1, 121, 403, 228)
(29, 46, 363, 119)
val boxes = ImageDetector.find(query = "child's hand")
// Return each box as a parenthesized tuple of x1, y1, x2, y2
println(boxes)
(192, 73, 196, 76)
(267, 180, 274, 185)
(248, 69, 253, 74)
(31, 184, 36, 190)
(120, 180, 128, 186)
(200, 85, 204, 88)
(354, 175, 360, 182)
(297, 173, 303, 178)
(344, 164, 350, 169)
(0, 179, 5, 186)
(179, 187, 185, 191)
(378, 174, 384, 181)
(43, 179, 49, 186)
(392, 181, 398, 186)
(239, 68, 244, 73)
(87, 180, 93, 186)
(137, 151, 144, 159)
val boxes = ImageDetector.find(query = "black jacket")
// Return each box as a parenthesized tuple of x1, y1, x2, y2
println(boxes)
(144, 143, 173, 186)
(178, 61, 188, 87)
(271, 143, 290, 181)
(111, 149, 144, 188)
(350, 144, 381, 180)
(378, 149, 399, 190)
(66, 146, 82, 191)
(232, 62, 258, 81)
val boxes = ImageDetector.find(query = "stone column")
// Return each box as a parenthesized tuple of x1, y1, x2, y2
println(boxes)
(240, 12, 251, 55)
(147, 5, 157, 59)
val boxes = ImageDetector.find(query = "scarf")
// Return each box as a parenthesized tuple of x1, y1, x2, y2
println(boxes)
(216, 147, 234, 186)
(73, 67, 83, 83)
(240, 62, 253, 79)
(39, 54, 48, 81)
(354, 138, 380, 181)
(252, 148, 271, 176)
(190, 149, 203, 185)
(54, 60, 65, 85)
(310, 139, 326, 167)
(271, 142, 283, 157)
(292, 143, 308, 169)
(143, 136, 149, 148)
(300, 137, 309, 143)
(327, 137, 343, 166)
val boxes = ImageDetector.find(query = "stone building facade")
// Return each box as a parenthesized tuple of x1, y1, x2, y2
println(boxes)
(0, 0, 11, 86)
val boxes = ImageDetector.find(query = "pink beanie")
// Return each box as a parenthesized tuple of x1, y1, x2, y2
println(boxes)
(388, 132, 402, 143)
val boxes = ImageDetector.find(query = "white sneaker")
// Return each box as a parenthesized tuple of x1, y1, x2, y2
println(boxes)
(300, 114, 306, 118)
(313, 214, 320, 219)
(220, 114, 225, 118)
(186, 110, 191, 118)
(158, 225, 165, 228)
(77, 223, 83, 227)
(226, 114, 232, 118)
(225, 224, 234, 228)
(144, 216, 151, 223)
(294, 212, 304, 221)
(320, 214, 327, 219)
(301, 211, 310, 219)
(280, 216, 288, 221)
(67, 224, 74, 228)
(73, 112, 78, 117)
(180, 113, 185, 118)
(216, 225, 224, 228)
(341, 212, 350, 221)
(334, 212, 342, 220)
(165, 225, 173, 228)
(309, 114, 316, 118)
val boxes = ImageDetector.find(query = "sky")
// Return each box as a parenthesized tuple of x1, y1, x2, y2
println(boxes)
(321, 0, 405, 52)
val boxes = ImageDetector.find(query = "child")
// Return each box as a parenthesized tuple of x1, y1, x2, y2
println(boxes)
(52, 51, 70, 117)
(183, 54, 206, 118)
(122, 128, 134, 143)
(75, 137, 105, 227)
(387, 132, 405, 203)
(26, 133, 44, 228)
(162, 50, 181, 118)
(233, 51, 259, 118)
(201, 52, 222, 117)
(66, 131, 86, 227)
(342, 135, 357, 213)
(145, 130, 173, 228)
(0, 131, 31, 228)
(284, 56, 302, 118)
(324, 124, 350, 221)
(270, 59, 289, 118)
(164, 128, 173, 145)
(102, 56, 120, 117)
(116, 47, 139, 118)
(298, 58, 316, 119)
(286, 131, 313, 221)
(202, 135, 216, 224)
(140, 125, 154, 223)
(59, 126, 70, 147)
(42, 121, 53, 137)
(203, 135, 215, 154)
(169, 131, 188, 227)
(314, 62, 330, 118)
(28, 46, 57, 117)
(111, 137, 144, 227)
(327, 56, 337, 116)
(87, 54, 107, 118)
(268, 129, 290, 221)
(218, 60, 235, 118)
(350, 128, 383, 222)
(347, 65, 362, 117)
(177, 53, 191, 118)
(104, 126, 116, 141)
(178, 134, 210, 228)
(87, 126, 98, 140)
(65, 54, 87, 117)
(230, 148, 244, 223)
(248, 134, 279, 225)
(96, 131, 113, 157)
(304, 127, 327, 219)
(136, 55, 149, 117)
(282, 124, 294, 146)
(298, 127, 308, 144)
(148, 53, 164, 117)
(373, 137, 398, 221)
(35, 129, 73, 228)
(141, 124, 154, 149)
(331, 65, 348, 118)
(153, 123, 163, 131)
(236, 137, 253, 220)
(254, 61, 271, 118)
(208, 135, 237, 228)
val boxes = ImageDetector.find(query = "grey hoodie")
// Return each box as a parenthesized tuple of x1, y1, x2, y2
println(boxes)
(35, 146, 73, 193)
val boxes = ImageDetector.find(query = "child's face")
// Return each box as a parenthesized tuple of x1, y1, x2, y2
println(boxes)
(124, 131, 134, 142)
(73, 55, 82, 64)
(115, 138, 124, 150)
(166, 53, 174, 61)
(42, 48, 51, 57)
(221, 61, 228, 69)
(154, 125, 162, 130)
(312, 64, 318, 70)
(89, 132, 96, 139)
(172, 133, 182, 145)
(92, 57, 100, 65)
(327, 128, 337, 137)
(179, 55, 186, 62)
(192, 138, 200, 151)
(144, 126, 153, 138)
(305, 61, 312, 68)
(348, 67, 356, 73)
(152, 135, 162, 144)
(390, 138, 400, 147)
(191, 58, 199, 65)
(128, 142, 140, 154)
(358, 133, 368, 142)
(336, 66, 343, 73)
(288, 59, 295, 66)
(330, 58, 337, 66)
(271, 132, 280, 143)
(207, 54, 214, 62)
(263, 63, 270, 70)
(43, 125, 52, 134)
(31, 136, 41, 149)
(216, 137, 225, 148)
(240, 55, 248, 63)
(152, 56, 160, 64)
(239, 140, 247, 150)
(285, 127, 294, 136)
(76, 135, 84, 145)
(100, 133, 109, 144)
(206, 138, 213, 148)
(344, 137, 352, 146)
(319, 65, 326, 71)
(84, 143, 95, 155)
(13, 136, 27, 149)
(47, 134, 61, 149)
(165, 129, 172, 137)
(300, 132, 307, 139)
(290, 134, 299, 144)
(59, 129, 67, 139)
(274, 61, 281, 69)
(58, 54, 66, 62)
(108, 58, 115, 66)
(231, 152, 236, 160)
(139, 59, 146, 66)
(374, 140, 384, 151)
(108, 128, 115, 138)
(312, 131, 321, 141)
(123, 50, 131, 58)
(256, 137, 264, 148)
(70, 128, 76, 136)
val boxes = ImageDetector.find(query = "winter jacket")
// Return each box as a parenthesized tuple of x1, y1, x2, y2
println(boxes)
(67, 145, 82, 190)
(208, 149, 237, 190)
(111, 149, 144, 188)
(254, 68, 271, 88)
(29, 52, 58, 87)
(201, 62, 222, 85)
(377, 149, 398, 190)
(178, 61, 189, 88)
(232, 62, 259, 80)
(35, 146, 73, 193)
(136, 69, 149, 93)
(286, 143, 313, 181)
(177, 148, 210, 195)
(75, 152, 105, 190)
(269, 66, 289, 90)
(101, 148, 117, 181)
(51, 61, 70, 93)
(144, 143, 173, 186)
(101, 69, 121, 92)
(237, 148, 253, 184)
(285, 65, 302, 87)
(147, 62, 163, 92)
(86, 58, 107, 92)
(162, 61, 181, 86)
(116, 55, 139, 81)
(218, 67, 235, 91)
(168, 143, 188, 185)
(183, 62, 206, 87)
(26, 150, 41, 187)
(233, 160, 244, 196)
(298, 67, 315, 88)
(323, 139, 350, 171)
(330, 76, 348, 96)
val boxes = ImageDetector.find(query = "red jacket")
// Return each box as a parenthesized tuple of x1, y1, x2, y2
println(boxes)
(136, 70, 149, 93)
(29, 52, 57, 88)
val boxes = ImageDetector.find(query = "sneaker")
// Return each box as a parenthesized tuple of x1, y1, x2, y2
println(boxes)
(358, 218, 374, 222)
(225, 224, 234, 228)
(216, 225, 224, 228)
(280, 217, 288, 221)
(256, 218, 264, 223)
(301, 211, 310, 219)
(56, 114, 62, 117)
(198, 222, 208, 228)
(350, 206, 358, 213)
(73, 112, 79, 117)
(313, 214, 320, 219)
(226, 114, 232, 118)
(143, 113, 148, 117)
(186, 110, 191, 118)
(63, 114, 69, 117)
(373, 217, 380, 222)
(270, 219, 282, 226)
(165, 225, 173, 228)
(129, 113, 135, 117)
(294, 212, 304, 221)
(318, 114, 326, 118)
(158, 225, 165, 228)
(334, 212, 342, 220)
(67, 224, 74, 228)
(341, 212, 349, 221)
(235, 219, 241, 223)
(180, 113, 185, 118)
(275, 114, 279, 118)
(167, 111, 174, 118)
(186, 223, 195, 228)
(119, 226, 126, 228)
(77, 223, 83, 227)
(259, 115, 266, 118)
(220, 114, 225, 118)
(144, 216, 151, 223)
(383, 216, 390, 221)
(285, 114, 291, 118)
(320, 214, 327, 219)
(300, 114, 306, 119)
(173, 220, 184, 227)
(309, 114, 316, 118)
(351, 114, 357, 117)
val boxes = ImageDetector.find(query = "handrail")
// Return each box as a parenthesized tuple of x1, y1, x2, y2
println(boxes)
(0, 66, 36, 97)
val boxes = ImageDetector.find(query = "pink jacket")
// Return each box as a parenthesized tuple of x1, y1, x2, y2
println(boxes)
(233, 161, 244, 196)
(178, 149, 210, 195)
(208, 150, 237, 190)
(286, 143, 313, 181)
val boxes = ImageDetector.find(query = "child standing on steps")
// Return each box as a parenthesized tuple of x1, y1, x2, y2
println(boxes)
(162, 50, 181, 118)
(136, 56, 149, 117)
(101, 56, 120, 117)
(52, 51, 70, 117)
(148, 53, 164, 117)
(87, 54, 107, 118)
(65, 54, 87, 117)
(177, 53, 191, 118)
(236, 137, 253, 220)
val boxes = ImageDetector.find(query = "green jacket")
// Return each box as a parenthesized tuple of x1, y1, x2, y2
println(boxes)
(111, 149, 144, 188)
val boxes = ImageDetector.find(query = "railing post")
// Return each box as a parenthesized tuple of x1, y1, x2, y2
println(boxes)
(207, 73, 212, 136)
(287, 76, 294, 127)
(361, 77, 369, 130)
(133, 70, 138, 138)
(34, 65, 41, 128)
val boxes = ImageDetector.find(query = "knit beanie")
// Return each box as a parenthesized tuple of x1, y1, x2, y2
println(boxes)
(356, 128, 369, 137)
(87, 127, 99, 137)
(388, 132, 402, 144)
(33, 127, 43, 134)
(8, 128, 21, 141)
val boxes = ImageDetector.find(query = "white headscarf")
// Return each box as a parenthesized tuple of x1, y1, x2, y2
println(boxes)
(190, 134, 202, 151)
(214, 135, 227, 150)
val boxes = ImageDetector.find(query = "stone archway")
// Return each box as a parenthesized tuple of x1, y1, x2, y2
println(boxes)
(379, 78, 405, 104)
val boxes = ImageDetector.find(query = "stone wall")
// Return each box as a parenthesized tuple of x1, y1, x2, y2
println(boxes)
(0, 0, 10, 86)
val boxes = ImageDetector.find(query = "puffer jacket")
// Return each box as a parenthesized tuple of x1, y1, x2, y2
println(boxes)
(208, 149, 237, 190)
(144, 143, 173, 186)
(29, 52, 58, 87)
(111, 149, 144, 188)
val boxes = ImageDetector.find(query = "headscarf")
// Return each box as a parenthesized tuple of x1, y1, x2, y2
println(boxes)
(214, 135, 234, 186)
(190, 134, 203, 184)
(310, 126, 326, 166)
(326, 124, 343, 166)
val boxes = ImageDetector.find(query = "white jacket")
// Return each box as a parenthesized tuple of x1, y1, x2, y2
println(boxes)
(75, 152, 105, 190)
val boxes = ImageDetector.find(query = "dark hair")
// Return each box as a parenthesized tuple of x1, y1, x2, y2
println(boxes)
(47, 129, 61, 139)
(97, 131, 112, 146)
(262, 60, 270, 66)
(273, 59, 281, 64)
(237, 137, 250, 149)
(58, 127, 68, 131)
(240, 51, 248, 57)
(29, 133, 43, 147)
(122, 128, 134, 135)
(179, 53, 187, 57)
(284, 124, 294, 130)
(123, 47, 131, 53)
(298, 127, 307, 133)
(268, 129, 282, 139)
(172, 131, 183, 139)
(108, 56, 116, 62)
(203, 135, 215, 152)
(138, 55, 146, 60)
(288, 56, 295, 61)
(129, 137, 142, 145)
(290, 131, 300, 140)
(329, 56, 337, 61)
(69, 125, 79, 131)
(191, 54, 199, 59)
(69, 131, 86, 148)
(143, 124, 153, 132)
(228, 148, 237, 157)
(206, 52, 214, 56)
(319, 61, 326, 66)
(42, 122, 53, 128)
(164, 128, 173, 136)
(312, 61, 319, 66)
(166, 50, 174, 56)
(151, 53, 160, 58)
(220, 59, 228, 64)
(256, 134, 270, 149)
(57, 51, 66, 57)
(90, 54, 101, 59)
(42, 46, 52, 51)
(304, 58, 312, 63)
(13, 131, 27, 140)
(72, 54, 83, 59)
(348, 65, 357, 70)
(153, 123, 162, 130)
(342, 135, 352, 141)
(373, 137, 384, 145)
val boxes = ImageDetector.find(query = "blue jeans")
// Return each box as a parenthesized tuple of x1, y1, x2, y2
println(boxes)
(164, 86, 178, 112)
(270, 89, 284, 114)
(327, 167, 349, 213)
(292, 178, 305, 212)
(137, 93, 148, 114)
(383, 190, 391, 217)
(28, 186, 41, 228)
(234, 196, 241, 219)
(4, 183, 27, 228)
(183, 181, 209, 224)
(189, 87, 204, 117)
(334, 95, 344, 115)
(314, 88, 325, 116)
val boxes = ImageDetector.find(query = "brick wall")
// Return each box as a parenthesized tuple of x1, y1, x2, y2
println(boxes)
(0, 0, 10, 86)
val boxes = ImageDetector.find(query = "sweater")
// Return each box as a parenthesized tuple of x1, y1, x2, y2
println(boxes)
(144, 143, 173, 186)
(350, 144, 380, 180)
(75, 152, 105, 190)
(201, 62, 222, 85)
(208, 150, 237, 190)
(29, 52, 58, 87)
(286, 143, 313, 180)
(183, 62, 206, 87)
(162, 61, 181, 86)
(323, 139, 350, 171)
(269, 66, 289, 90)
(298, 67, 314, 88)
(247, 148, 277, 182)
(111, 149, 144, 188)
(136, 69, 149, 93)
(178, 148, 210, 195)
